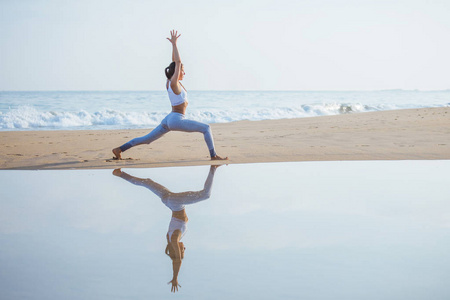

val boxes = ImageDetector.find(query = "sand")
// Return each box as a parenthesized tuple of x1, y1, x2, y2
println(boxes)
(0, 107, 449, 170)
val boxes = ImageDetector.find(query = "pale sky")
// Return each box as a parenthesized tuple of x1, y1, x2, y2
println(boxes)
(1, 0, 450, 91)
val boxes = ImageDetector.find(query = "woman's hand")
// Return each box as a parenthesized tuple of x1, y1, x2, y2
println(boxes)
(167, 30, 181, 45)
(168, 278, 181, 293)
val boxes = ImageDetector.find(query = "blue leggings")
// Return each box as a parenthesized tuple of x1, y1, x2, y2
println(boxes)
(118, 167, 216, 211)
(119, 112, 217, 157)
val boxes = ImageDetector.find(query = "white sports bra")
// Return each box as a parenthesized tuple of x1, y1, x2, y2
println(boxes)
(167, 217, 187, 241)
(167, 81, 187, 106)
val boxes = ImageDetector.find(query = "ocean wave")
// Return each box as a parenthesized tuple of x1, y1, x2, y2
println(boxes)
(0, 103, 444, 130)
(0, 106, 166, 130)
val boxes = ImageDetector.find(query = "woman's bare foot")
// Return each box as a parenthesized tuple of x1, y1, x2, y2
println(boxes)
(211, 155, 228, 161)
(112, 147, 122, 160)
(210, 165, 223, 171)
(112, 168, 123, 176)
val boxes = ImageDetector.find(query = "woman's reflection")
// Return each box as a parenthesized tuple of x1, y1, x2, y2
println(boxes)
(113, 165, 220, 292)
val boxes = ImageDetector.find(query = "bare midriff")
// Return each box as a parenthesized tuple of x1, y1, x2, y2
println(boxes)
(172, 101, 188, 115)
(172, 209, 188, 222)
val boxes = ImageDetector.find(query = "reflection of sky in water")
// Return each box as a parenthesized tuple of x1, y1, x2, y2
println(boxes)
(1, 161, 449, 299)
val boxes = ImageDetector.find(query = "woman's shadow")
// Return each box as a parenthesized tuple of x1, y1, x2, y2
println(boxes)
(112, 165, 221, 292)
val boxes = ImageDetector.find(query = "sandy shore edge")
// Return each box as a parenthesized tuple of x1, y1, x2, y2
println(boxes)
(1, 107, 449, 170)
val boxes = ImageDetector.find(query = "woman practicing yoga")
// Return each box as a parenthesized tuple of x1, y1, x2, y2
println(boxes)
(112, 30, 227, 161)
(113, 166, 219, 292)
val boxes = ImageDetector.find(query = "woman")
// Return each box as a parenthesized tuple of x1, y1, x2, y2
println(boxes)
(113, 165, 219, 293)
(112, 30, 227, 161)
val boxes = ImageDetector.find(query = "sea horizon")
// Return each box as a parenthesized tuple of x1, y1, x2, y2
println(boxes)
(1, 90, 449, 131)
(2, 88, 450, 92)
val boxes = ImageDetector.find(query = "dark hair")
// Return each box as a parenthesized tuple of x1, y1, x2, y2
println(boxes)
(165, 242, 185, 260)
(165, 243, 175, 259)
(165, 62, 176, 79)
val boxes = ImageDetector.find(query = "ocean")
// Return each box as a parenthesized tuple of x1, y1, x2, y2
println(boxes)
(1, 90, 449, 131)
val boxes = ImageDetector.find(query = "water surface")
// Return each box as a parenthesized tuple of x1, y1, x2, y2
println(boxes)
(0, 161, 449, 299)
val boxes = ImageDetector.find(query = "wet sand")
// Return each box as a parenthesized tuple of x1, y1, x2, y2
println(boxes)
(0, 107, 449, 170)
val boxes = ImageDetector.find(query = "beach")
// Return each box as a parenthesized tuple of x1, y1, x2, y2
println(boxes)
(1, 107, 449, 170)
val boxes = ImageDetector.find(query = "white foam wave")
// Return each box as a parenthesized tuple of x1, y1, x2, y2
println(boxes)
(0, 103, 445, 130)
(189, 103, 380, 124)
(0, 106, 165, 130)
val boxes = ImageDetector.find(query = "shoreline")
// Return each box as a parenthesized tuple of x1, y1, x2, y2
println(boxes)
(1, 107, 449, 170)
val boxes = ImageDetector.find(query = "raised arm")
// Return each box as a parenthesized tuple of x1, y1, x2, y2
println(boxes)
(166, 30, 183, 94)
(167, 231, 183, 292)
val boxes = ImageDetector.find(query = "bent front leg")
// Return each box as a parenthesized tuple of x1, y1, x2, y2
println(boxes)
(166, 166, 217, 205)
(172, 119, 217, 157)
